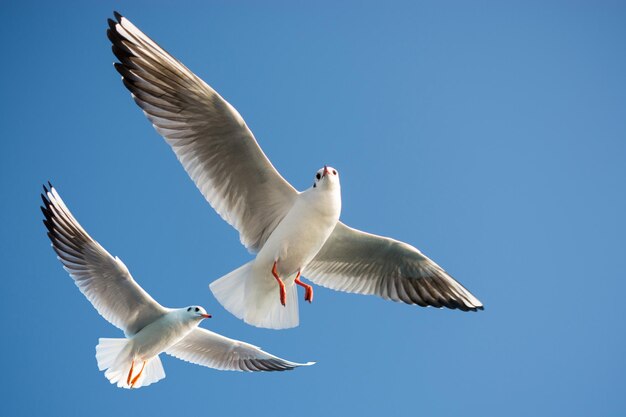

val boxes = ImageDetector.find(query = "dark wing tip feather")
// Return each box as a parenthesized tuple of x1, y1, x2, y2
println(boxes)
(308, 223, 484, 313)
(107, 19, 136, 62)
(113, 62, 127, 76)
(41, 189, 59, 251)
(41, 185, 86, 253)
(385, 273, 483, 312)
(111, 44, 131, 66)
(106, 28, 118, 46)
(40, 194, 49, 212)
(40, 185, 53, 220)
(106, 19, 116, 33)
(242, 358, 298, 372)
(396, 256, 484, 312)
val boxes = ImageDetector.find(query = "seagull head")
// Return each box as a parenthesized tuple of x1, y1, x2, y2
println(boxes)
(185, 305, 212, 320)
(313, 165, 340, 189)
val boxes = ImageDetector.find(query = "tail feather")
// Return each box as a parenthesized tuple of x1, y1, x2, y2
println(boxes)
(136, 356, 165, 388)
(210, 262, 251, 321)
(96, 338, 128, 371)
(95, 338, 165, 389)
(210, 261, 300, 329)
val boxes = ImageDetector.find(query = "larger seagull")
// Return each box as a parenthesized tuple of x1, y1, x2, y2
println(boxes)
(108, 12, 484, 330)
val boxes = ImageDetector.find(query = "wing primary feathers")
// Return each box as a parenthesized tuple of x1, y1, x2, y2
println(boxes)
(41, 183, 168, 335)
(165, 328, 313, 372)
(107, 12, 298, 253)
(307, 222, 484, 311)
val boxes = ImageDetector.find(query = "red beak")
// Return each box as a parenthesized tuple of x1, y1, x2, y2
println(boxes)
(323, 165, 329, 177)
(201, 314, 212, 319)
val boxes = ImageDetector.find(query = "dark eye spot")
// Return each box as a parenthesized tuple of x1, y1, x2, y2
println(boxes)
(316, 173, 321, 180)
(332, 170, 337, 175)
(187, 307, 191, 312)
(313, 183, 316, 188)
(195, 307, 200, 312)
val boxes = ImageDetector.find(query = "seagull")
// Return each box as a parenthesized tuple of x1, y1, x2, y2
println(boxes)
(41, 184, 313, 389)
(107, 12, 484, 330)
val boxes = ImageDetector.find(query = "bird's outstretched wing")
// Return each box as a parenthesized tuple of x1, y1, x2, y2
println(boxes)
(306, 222, 483, 311)
(166, 328, 314, 372)
(41, 184, 168, 335)
(107, 12, 298, 253)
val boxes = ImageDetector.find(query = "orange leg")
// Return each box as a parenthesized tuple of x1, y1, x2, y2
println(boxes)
(294, 270, 314, 303)
(272, 261, 286, 306)
(127, 361, 135, 386)
(130, 361, 146, 388)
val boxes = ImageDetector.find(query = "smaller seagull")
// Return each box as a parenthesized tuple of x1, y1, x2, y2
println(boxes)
(41, 184, 313, 389)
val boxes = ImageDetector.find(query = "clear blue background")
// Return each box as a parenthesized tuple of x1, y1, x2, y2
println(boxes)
(2, 1, 625, 416)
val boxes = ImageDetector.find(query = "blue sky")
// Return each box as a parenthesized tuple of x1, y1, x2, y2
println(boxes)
(2, 1, 625, 416)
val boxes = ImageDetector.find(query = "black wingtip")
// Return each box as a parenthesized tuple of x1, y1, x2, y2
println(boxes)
(41, 189, 53, 234)
(42, 181, 54, 195)
(113, 11, 123, 22)
(107, 19, 116, 32)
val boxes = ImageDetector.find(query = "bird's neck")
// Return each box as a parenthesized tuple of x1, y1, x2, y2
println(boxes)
(303, 185, 341, 219)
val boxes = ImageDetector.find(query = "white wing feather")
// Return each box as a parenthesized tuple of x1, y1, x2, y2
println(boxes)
(42, 185, 168, 335)
(107, 13, 298, 252)
(165, 328, 313, 372)
(306, 222, 483, 311)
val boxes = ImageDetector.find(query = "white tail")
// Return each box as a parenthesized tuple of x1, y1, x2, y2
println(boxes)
(210, 261, 299, 329)
(95, 338, 166, 389)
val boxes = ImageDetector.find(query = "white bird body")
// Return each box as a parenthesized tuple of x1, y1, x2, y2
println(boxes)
(127, 309, 198, 360)
(96, 307, 210, 389)
(42, 185, 313, 389)
(213, 168, 341, 329)
(257, 177, 341, 279)
(108, 12, 484, 331)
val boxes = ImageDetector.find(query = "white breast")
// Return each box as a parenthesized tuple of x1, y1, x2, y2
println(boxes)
(130, 311, 196, 360)
(256, 184, 341, 279)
